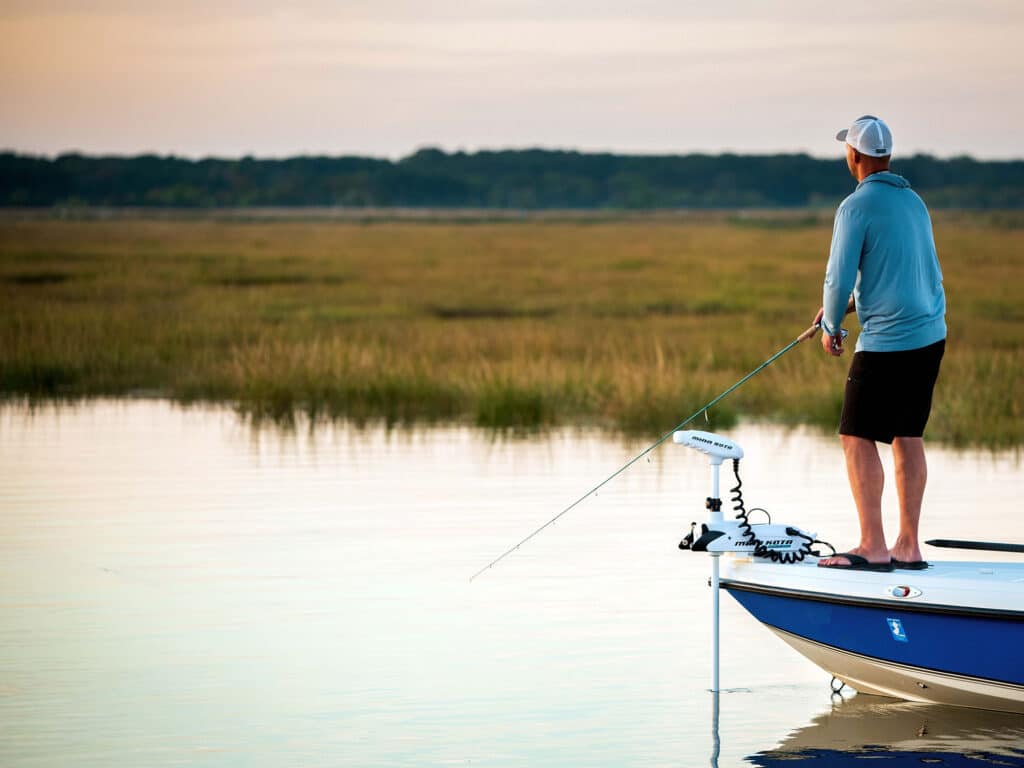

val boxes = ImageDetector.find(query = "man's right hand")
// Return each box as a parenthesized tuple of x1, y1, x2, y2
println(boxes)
(813, 306, 844, 355)
(821, 329, 844, 356)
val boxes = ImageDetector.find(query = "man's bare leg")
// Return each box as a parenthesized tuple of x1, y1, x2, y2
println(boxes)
(818, 435, 890, 566)
(890, 436, 926, 563)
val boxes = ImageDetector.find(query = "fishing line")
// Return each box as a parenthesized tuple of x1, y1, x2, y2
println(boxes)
(469, 322, 823, 581)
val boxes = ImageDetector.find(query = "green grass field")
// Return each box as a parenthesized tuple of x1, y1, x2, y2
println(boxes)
(1, 213, 1021, 446)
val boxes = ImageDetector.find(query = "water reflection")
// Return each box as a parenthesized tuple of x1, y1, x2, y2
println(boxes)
(3, 400, 1024, 767)
(710, 691, 721, 767)
(745, 694, 1024, 766)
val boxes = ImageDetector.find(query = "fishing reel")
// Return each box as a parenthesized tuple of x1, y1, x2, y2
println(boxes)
(674, 430, 819, 563)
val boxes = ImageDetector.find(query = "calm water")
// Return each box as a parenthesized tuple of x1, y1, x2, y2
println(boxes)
(1, 401, 1022, 767)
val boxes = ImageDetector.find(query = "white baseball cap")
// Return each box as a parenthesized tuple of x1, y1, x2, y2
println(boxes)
(836, 115, 893, 157)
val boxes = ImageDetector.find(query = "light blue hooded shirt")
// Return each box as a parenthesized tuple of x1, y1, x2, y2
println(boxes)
(822, 171, 947, 353)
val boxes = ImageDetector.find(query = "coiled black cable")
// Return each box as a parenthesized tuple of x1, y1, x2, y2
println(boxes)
(730, 459, 828, 564)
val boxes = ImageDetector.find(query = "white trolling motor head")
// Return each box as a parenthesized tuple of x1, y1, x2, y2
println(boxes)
(674, 430, 818, 560)
(673, 430, 743, 464)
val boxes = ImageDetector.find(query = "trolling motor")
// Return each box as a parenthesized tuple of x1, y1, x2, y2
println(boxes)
(674, 430, 822, 693)
(675, 430, 817, 561)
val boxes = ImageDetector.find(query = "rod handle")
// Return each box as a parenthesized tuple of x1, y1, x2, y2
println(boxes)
(797, 323, 821, 343)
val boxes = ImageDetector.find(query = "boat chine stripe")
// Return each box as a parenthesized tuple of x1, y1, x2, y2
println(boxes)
(770, 626, 1024, 694)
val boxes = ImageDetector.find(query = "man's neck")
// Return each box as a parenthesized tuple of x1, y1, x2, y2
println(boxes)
(857, 166, 890, 182)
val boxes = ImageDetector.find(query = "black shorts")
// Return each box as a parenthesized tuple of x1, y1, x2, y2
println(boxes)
(839, 339, 945, 444)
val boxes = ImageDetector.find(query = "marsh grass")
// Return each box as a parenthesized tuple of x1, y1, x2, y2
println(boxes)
(1, 215, 1021, 447)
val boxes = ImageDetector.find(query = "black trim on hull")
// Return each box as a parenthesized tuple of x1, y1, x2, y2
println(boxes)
(720, 579, 1024, 621)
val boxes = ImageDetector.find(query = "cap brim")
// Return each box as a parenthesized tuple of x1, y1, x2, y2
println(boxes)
(835, 129, 849, 142)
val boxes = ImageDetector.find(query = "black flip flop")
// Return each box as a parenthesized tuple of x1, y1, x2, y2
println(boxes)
(818, 553, 895, 572)
(891, 558, 929, 570)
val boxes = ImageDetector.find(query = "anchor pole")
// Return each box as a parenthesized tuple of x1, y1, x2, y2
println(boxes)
(709, 457, 723, 693)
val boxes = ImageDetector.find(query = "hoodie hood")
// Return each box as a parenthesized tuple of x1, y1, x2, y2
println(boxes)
(857, 171, 911, 190)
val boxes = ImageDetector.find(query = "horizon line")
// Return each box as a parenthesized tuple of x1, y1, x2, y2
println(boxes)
(4, 146, 1023, 164)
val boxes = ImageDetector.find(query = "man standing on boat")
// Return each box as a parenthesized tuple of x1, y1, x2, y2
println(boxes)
(814, 115, 947, 572)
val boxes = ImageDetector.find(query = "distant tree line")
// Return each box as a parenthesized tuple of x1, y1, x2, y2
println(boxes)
(2, 148, 1023, 208)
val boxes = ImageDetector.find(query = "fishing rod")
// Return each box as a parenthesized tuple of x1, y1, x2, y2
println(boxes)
(470, 321, 827, 581)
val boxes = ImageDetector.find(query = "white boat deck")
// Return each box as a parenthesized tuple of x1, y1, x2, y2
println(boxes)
(720, 556, 1024, 613)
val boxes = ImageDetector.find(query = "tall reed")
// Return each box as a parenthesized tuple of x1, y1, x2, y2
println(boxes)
(1, 215, 1021, 446)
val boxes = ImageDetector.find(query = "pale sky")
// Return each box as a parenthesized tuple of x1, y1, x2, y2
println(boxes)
(1, 1, 1022, 159)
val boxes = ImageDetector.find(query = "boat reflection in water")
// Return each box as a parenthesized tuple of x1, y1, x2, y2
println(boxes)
(743, 692, 1024, 767)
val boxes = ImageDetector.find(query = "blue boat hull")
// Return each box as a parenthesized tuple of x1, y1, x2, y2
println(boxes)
(722, 580, 1024, 713)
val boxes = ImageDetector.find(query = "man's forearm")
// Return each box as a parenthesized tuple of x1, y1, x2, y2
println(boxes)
(821, 292, 848, 335)
(822, 205, 866, 335)
(823, 296, 855, 335)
